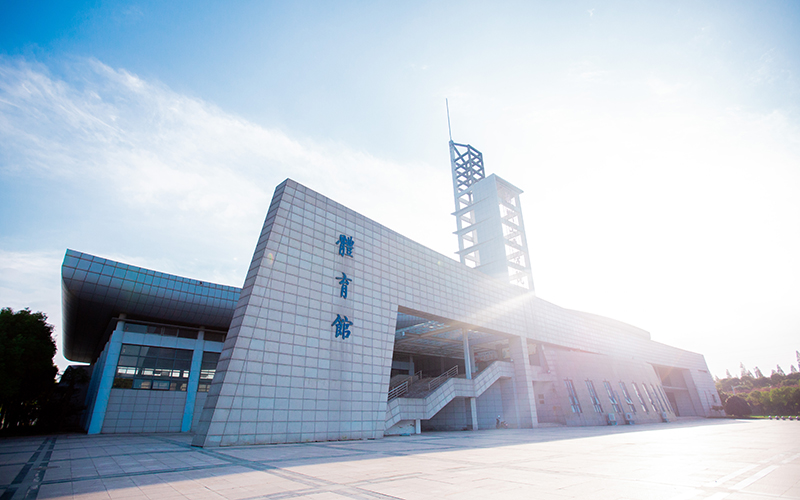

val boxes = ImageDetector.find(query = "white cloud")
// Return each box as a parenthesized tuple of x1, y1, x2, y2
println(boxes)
(0, 56, 455, 369)
(0, 56, 454, 264)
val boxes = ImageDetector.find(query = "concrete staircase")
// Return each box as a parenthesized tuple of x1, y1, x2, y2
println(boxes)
(385, 361, 514, 431)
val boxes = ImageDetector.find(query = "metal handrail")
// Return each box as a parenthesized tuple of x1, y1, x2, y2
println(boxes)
(428, 366, 458, 391)
(388, 380, 409, 401)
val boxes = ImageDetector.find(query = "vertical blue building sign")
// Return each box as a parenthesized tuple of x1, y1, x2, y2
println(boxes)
(333, 234, 355, 339)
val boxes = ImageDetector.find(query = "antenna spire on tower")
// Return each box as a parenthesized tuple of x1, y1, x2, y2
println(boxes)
(446, 98, 453, 142)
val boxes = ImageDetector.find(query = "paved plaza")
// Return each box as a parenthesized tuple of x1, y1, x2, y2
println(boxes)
(1, 418, 798, 500)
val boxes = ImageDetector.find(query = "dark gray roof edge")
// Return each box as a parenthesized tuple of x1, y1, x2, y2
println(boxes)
(61, 249, 242, 363)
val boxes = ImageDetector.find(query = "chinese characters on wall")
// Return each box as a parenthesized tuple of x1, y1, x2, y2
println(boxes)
(332, 234, 354, 339)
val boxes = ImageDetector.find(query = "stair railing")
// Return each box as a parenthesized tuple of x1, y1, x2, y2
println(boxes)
(428, 365, 458, 391)
(388, 380, 409, 401)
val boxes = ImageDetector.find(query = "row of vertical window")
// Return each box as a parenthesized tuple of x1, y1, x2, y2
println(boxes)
(564, 379, 674, 415)
(112, 344, 220, 392)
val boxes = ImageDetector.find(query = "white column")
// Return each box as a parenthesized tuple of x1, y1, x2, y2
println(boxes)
(469, 398, 479, 430)
(464, 331, 479, 430)
(508, 336, 538, 428)
(463, 330, 472, 379)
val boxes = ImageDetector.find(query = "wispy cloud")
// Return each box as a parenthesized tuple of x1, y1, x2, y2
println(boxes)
(0, 56, 452, 274)
(567, 61, 610, 84)
(0, 56, 454, 367)
(751, 48, 779, 85)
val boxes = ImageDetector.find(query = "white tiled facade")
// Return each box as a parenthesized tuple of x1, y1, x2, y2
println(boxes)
(191, 179, 719, 447)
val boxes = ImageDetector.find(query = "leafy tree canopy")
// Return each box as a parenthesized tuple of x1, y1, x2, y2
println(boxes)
(0, 308, 58, 429)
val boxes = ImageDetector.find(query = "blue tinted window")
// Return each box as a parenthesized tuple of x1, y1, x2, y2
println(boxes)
(113, 343, 192, 391)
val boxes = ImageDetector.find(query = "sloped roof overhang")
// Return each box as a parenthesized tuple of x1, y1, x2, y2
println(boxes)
(61, 250, 240, 363)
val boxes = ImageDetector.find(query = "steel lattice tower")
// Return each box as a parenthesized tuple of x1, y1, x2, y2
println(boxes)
(449, 140, 534, 291)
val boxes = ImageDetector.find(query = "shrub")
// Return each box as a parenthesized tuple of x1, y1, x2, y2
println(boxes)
(724, 395, 752, 417)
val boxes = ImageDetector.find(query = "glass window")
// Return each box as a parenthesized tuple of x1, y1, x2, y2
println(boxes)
(121, 321, 199, 339)
(204, 331, 226, 343)
(585, 380, 603, 413)
(631, 382, 649, 413)
(198, 352, 220, 392)
(619, 382, 636, 413)
(178, 328, 197, 339)
(603, 381, 622, 413)
(113, 344, 192, 391)
(564, 379, 582, 414)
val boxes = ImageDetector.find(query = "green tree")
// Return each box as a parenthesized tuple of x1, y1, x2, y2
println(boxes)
(744, 390, 767, 414)
(0, 308, 57, 430)
(768, 387, 800, 415)
(770, 370, 786, 387)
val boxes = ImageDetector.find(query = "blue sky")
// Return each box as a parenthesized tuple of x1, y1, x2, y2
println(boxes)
(1, 1, 799, 378)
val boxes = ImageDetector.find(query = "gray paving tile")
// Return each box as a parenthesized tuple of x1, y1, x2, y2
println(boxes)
(1, 419, 799, 499)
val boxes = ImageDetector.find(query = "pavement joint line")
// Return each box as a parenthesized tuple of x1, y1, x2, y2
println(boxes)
(730, 465, 780, 491)
(38, 462, 235, 485)
(49, 448, 195, 461)
(171, 441, 383, 464)
(781, 453, 800, 464)
(0, 437, 49, 500)
(230, 485, 403, 500)
(761, 454, 786, 463)
(147, 436, 409, 500)
(704, 464, 759, 487)
(0, 436, 56, 500)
